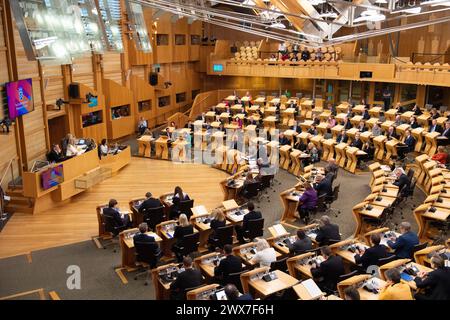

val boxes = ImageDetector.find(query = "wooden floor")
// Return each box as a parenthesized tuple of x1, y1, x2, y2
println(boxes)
(0, 158, 229, 258)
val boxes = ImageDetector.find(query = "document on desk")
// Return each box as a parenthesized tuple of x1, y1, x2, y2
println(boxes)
(302, 279, 323, 299)
(272, 224, 287, 237)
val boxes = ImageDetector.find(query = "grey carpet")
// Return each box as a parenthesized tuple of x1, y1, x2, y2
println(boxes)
(0, 156, 425, 299)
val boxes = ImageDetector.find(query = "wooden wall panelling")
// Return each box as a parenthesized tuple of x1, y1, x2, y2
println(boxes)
(130, 74, 155, 127)
(71, 55, 96, 90)
(102, 79, 135, 140)
(155, 13, 173, 64)
(102, 52, 123, 85)
(172, 17, 189, 62)
(188, 20, 201, 61)
(0, 124, 19, 190)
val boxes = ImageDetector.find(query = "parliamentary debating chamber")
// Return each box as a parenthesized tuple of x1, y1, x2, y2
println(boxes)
(0, 0, 449, 303)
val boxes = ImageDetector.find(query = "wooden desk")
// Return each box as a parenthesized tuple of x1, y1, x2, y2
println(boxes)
(241, 267, 298, 298)
(286, 252, 321, 279)
(293, 280, 325, 300)
(414, 245, 447, 266)
(120, 228, 162, 270)
(337, 274, 386, 300)
(412, 127, 425, 152)
(155, 136, 170, 159)
(322, 139, 336, 161)
(332, 239, 370, 265)
(186, 284, 221, 300)
(379, 259, 433, 290)
(385, 139, 400, 161)
(384, 109, 397, 121)
(279, 145, 292, 170)
(373, 135, 387, 161)
(128, 197, 146, 227)
(263, 116, 277, 129)
(137, 135, 154, 158)
(334, 143, 348, 168)
(280, 188, 303, 222)
(424, 131, 440, 156)
(171, 138, 189, 162)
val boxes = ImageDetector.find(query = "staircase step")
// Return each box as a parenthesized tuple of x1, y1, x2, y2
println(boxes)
(6, 189, 24, 197)
(5, 203, 34, 214)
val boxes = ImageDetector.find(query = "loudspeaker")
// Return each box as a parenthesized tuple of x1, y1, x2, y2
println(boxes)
(360, 71, 373, 79)
(149, 72, 158, 86)
(68, 83, 80, 99)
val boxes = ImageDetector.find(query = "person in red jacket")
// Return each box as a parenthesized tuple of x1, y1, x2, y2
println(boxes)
(431, 146, 448, 165)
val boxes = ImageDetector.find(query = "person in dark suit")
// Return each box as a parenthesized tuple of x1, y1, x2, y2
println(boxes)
(393, 168, 411, 197)
(430, 108, 441, 120)
(288, 229, 312, 255)
(315, 215, 341, 246)
(312, 114, 320, 126)
(307, 125, 318, 136)
(350, 132, 363, 149)
(311, 246, 345, 292)
(235, 202, 262, 243)
(224, 284, 253, 300)
(429, 119, 443, 134)
(138, 192, 162, 213)
(356, 121, 367, 132)
(314, 173, 333, 197)
(336, 130, 348, 144)
(343, 117, 352, 130)
(387, 221, 419, 259)
(102, 199, 131, 229)
(279, 133, 290, 146)
(208, 209, 227, 251)
(133, 222, 161, 255)
(362, 107, 370, 120)
(172, 214, 195, 262)
(403, 129, 416, 153)
(412, 104, 422, 116)
(214, 244, 242, 284)
(346, 106, 354, 119)
(47, 144, 63, 163)
(170, 256, 204, 300)
(409, 116, 420, 129)
(385, 126, 398, 140)
(328, 103, 337, 117)
(414, 254, 450, 300)
(354, 233, 389, 271)
(441, 121, 450, 139)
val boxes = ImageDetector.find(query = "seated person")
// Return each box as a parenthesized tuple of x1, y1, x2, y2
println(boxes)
(314, 173, 333, 198)
(409, 116, 420, 129)
(430, 108, 441, 120)
(224, 284, 253, 300)
(171, 214, 195, 262)
(379, 268, 413, 300)
(235, 202, 262, 243)
(99, 139, 108, 157)
(362, 107, 370, 120)
(394, 114, 403, 127)
(386, 221, 419, 259)
(133, 222, 161, 258)
(315, 215, 341, 246)
(249, 238, 277, 268)
(354, 233, 389, 271)
(344, 286, 360, 300)
(438, 121, 450, 146)
(102, 199, 131, 229)
(399, 129, 416, 158)
(343, 117, 352, 130)
(350, 132, 363, 149)
(173, 186, 190, 202)
(137, 117, 148, 136)
(371, 123, 382, 137)
(414, 254, 450, 300)
(208, 209, 227, 251)
(431, 146, 448, 165)
(327, 115, 336, 129)
(356, 121, 367, 132)
(294, 138, 307, 151)
(307, 125, 318, 136)
(47, 144, 63, 163)
(66, 137, 82, 157)
(361, 141, 375, 162)
(0, 116, 11, 133)
(412, 104, 422, 116)
(288, 229, 312, 255)
(429, 119, 443, 134)
(170, 256, 203, 300)
(138, 192, 162, 213)
(279, 133, 290, 146)
(385, 126, 398, 140)
(296, 182, 318, 223)
(325, 158, 339, 177)
(214, 244, 242, 284)
(312, 114, 320, 126)
(305, 143, 320, 164)
(336, 130, 348, 144)
(311, 246, 345, 292)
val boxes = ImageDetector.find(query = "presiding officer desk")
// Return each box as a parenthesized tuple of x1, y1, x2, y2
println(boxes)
(23, 140, 131, 213)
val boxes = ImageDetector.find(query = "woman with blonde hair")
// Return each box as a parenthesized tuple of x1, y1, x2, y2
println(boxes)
(172, 213, 194, 262)
(208, 208, 227, 251)
(66, 137, 81, 157)
(250, 238, 276, 267)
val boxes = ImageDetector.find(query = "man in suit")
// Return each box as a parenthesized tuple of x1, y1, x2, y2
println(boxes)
(133, 222, 161, 257)
(214, 244, 242, 284)
(414, 254, 450, 300)
(102, 199, 131, 229)
(362, 106, 370, 120)
(412, 104, 422, 116)
(325, 158, 339, 177)
(357, 121, 367, 132)
(343, 117, 352, 130)
(387, 221, 419, 259)
(235, 202, 262, 243)
(279, 133, 290, 146)
(350, 132, 363, 149)
(314, 173, 333, 197)
(385, 126, 398, 140)
(311, 246, 345, 292)
(47, 144, 63, 163)
(315, 215, 341, 246)
(429, 119, 443, 134)
(336, 130, 348, 144)
(224, 284, 253, 300)
(170, 256, 204, 300)
(138, 192, 162, 213)
(393, 168, 411, 197)
(288, 229, 312, 255)
(438, 121, 450, 146)
(354, 233, 389, 271)
(403, 129, 416, 153)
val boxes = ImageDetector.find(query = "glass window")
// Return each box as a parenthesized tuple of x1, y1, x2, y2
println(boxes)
(111, 105, 130, 119)
(156, 34, 169, 46)
(400, 84, 417, 101)
(138, 100, 151, 113)
(190, 35, 201, 45)
(158, 96, 171, 107)
(175, 34, 186, 45)
(176, 92, 186, 103)
(82, 111, 103, 128)
(374, 82, 395, 102)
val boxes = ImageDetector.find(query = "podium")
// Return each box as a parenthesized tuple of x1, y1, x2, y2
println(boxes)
(171, 138, 188, 162)
(396, 123, 410, 141)
(137, 135, 154, 158)
(280, 145, 292, 170)
(424, 131, 440, 156)
(360, 131, 372, 144)
(289, 149, 302, 176)
(365, 118, 379, 130)
(411, 127, 425, 152)
(322, 139, 336, 161)
(263, 116, 277, 130)
(385, 139, 399, 160)
(373, 135, 387, 161)
(384, 109, 397, 121)
(345, 147, 366, 173)
(155, 136, 170, 159)
(334, 143, 347, 168)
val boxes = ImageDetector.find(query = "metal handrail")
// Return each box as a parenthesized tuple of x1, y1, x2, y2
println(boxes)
(0, 158, 16, 190)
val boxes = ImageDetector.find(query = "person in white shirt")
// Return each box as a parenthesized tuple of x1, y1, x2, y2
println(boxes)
(250, 238, 276, 268)
(66, 138, 82, 157)
(100, 139, 109, 156)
